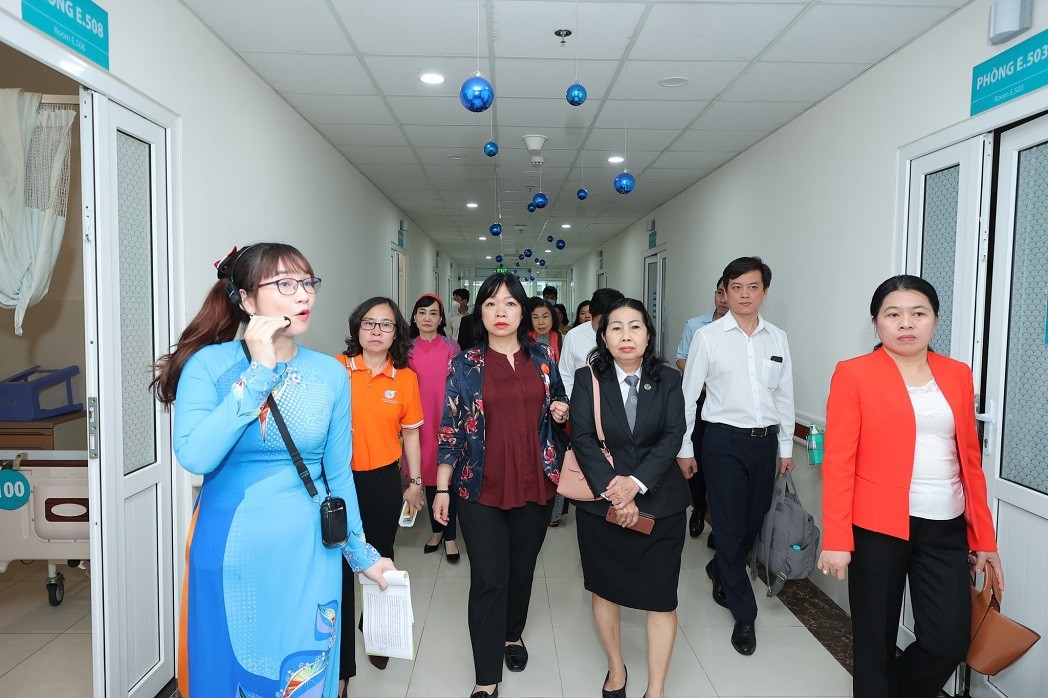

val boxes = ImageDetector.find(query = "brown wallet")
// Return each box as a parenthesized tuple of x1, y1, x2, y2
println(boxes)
(605, 507, 655, 535)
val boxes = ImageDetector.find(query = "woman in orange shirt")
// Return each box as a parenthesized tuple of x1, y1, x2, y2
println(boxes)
(818, 275, 1002, 698)
(335, 297, 424, 687)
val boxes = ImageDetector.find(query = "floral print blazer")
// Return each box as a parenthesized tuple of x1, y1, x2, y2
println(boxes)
(437, 341, 567, 502)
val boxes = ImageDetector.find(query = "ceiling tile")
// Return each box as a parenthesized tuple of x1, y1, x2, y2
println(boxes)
(606, 60, 749, 101)
(183, 0, 352, 52)
(495, 58, 619, 100)
(326, 124, 409, 147)
(387, 95, 492, 127)
(650, 151, 738, 170)
(670, 129, 770, 153)
(593, 99, 710, 131)
(240, 52, 376, 94)
(333, 0, 485, 56)
(363, 56, 491, 97)
(721, 60, 870, 103)
(630, 3, 807, 61)
(641, 167, 718, 183)
(496, 97, 593, 129)
(690, 100, 812, 131)
(285, 94, 393, 124)
(583, 128, 678, 152)
(493, 1, 647, 60)
(763, 4, 955, 63)
(496, 126, 587, 150)
(358, 163, 430, 180)
(404, 125, 492, 148)
(339, 146, 420, 165)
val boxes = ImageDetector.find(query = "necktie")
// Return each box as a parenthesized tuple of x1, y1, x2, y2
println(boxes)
(624, 375, 639, 432)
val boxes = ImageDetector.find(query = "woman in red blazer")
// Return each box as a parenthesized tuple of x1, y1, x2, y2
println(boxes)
(818, 275, 1002, 698)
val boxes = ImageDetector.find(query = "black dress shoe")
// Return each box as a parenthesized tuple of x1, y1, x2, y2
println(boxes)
(368, 654, 389, 669)
(444, 540, 461, 563)
(469, 688, 498, 698)
(424, 535, 443, 553)
(601, 665, 627, 698)
(731, 621, 756, 655)
(689, 509, 705, 538)
(706, 559, 728, 608)
(707, 530, 716, 549)
(504, 640, 528, 672)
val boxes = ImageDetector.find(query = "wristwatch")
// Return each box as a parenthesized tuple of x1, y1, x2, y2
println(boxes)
(409, 476, 423, 486)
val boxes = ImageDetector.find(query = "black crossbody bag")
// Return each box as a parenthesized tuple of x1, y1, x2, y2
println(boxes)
(242, 341, 348, 548)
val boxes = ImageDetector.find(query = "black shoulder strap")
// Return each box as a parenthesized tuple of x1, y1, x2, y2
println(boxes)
(241, 340, 330, 499)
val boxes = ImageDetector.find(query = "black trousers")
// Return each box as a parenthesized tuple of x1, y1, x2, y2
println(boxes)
(340, 462, 402, 679)
(425, 485, 458, 540)
(457, 496, 554, 685)
(702, 422, 777, 622)
(688, 394, 709, 514)
(849, 517, 971, 698)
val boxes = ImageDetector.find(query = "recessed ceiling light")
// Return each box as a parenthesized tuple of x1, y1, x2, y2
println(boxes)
(486, 255, 492, 259)
(448, 154, 466, 160)
(419, 73, 445, 84)
(545, 249, 552, 253)
(561, 224, 571, 229)
(659, 76, 689, 87)
(466, 202, 479, 208)
(608, 156, 624, 164)
(478, 236, 486, 240)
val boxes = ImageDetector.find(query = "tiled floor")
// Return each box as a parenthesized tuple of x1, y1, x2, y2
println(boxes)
(0, 515, 854, 697)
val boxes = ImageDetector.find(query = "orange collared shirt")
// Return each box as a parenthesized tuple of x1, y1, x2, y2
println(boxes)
(336, 354, 424, 472)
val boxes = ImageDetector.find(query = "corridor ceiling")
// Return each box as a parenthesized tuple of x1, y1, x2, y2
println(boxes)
(181, 0, 972, 267)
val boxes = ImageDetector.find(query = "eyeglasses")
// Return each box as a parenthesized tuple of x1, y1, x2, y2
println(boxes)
(361, 319, 397, 333)
(256, 277, 322, 295)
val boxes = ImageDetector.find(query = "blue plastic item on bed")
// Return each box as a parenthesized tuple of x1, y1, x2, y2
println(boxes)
(0, 366, 83, 421)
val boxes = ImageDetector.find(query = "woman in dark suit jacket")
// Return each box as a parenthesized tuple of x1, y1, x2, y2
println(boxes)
(818, 275, 1003, 698)
(570, 298, 688, 698)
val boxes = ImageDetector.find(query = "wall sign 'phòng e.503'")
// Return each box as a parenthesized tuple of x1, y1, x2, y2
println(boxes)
(22, 0, 109, 70)
(971, 27, 1048, 115)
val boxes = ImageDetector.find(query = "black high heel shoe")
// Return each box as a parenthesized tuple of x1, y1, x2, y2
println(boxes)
(601, 665, 627, 698)
(444, 540, 461, 563)
(424, 534, 443, 554)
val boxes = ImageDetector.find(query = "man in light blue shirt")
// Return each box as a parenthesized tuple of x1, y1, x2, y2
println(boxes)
(675, 277, 727, 545)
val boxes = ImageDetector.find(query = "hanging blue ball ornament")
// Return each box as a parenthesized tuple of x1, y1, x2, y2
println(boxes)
(566, 82, 588, 106)
(524, 248, 533, 258)
(459, 72, 494, 113)
(483, 140, 498, 157)
(518, 254, 525, 260)
(538, 259, 547, 267)
(495, 255, 504, 263)
(527, 202, 536, 213)
(614, 170, 636, 195)
(577, 187, 589, 200)
(489, 223, 502, 236)
(533, 192, 549, 208)
(546, 235, 554, 243)
(556, 239, 567, 250)
(515, 262, 521, 267)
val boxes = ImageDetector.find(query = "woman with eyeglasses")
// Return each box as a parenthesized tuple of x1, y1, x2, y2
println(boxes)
(154, 243, 395, 698)
(335, 297, 425, 683)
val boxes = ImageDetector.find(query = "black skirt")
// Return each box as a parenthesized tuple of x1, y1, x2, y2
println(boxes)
(576, 508, 686, 612)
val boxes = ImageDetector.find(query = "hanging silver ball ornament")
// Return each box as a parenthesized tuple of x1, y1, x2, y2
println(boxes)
(556, 239, 567, 250)
(527, 202, 536, 213)
(489, 223, 502, 236)
(533, 192, 549, 208)
(495, 255, 504, 263)
(566, 82, 588, 106)
(577, 187, 589, 200)
(524, 249, 533, 258)
(614, 170, 636, 194)
(546, 235, 554, 242)
(538, 259, 547, 267)
(483, 140, 498, 157)
(460, 72, 494, 113)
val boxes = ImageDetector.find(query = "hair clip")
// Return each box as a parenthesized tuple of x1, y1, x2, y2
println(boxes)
(215, 245, 239, 279)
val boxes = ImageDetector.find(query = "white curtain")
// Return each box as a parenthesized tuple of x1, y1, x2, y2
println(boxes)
(0, 88, 76, 335)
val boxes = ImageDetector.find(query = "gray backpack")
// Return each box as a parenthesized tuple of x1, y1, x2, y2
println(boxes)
(749, 473, 820, 597)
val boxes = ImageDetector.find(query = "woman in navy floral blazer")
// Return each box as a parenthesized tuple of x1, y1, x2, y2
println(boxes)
(433, 272, 568, 698)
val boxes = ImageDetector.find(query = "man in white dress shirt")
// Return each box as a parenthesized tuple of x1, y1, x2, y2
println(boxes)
(559, 287, 624, 399)
(676, 257, 795, 657)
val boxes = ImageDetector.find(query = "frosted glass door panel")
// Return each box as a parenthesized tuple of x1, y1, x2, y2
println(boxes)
(920, 165, 959, 353)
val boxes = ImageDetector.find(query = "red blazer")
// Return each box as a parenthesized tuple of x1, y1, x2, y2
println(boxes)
(821, 348, 996, 552)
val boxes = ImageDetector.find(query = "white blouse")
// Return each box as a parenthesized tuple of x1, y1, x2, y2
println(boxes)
(908, 379, 966, 520)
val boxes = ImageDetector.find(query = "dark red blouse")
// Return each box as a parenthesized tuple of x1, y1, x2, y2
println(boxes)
(478, 347, 556, 509)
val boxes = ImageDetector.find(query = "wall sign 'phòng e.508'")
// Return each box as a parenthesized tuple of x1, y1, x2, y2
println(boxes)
(971, 27, 1048, 115)
(21, 0, 109, 70)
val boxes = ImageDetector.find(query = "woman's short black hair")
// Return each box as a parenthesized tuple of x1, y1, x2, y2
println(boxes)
(869, 275, 940, 318)
(409, 293, 447, 338)
(471, 273, 533, 347)
(588, 298, 664, 383)
(527, 296, 561, 335)
(344, 297, 413, 368)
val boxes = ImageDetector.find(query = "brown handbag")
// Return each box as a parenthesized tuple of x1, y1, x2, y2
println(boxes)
(556, 368, 613, 502)
(967, 563, 1040, 675)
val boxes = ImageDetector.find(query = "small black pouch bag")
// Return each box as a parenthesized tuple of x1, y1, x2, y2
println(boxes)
(242, 341, 348, 548)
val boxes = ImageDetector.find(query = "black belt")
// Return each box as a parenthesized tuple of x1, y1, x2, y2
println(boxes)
(711, 422, 779, 438)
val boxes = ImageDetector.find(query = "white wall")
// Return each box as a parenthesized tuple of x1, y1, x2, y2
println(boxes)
(0, 0, 458, 354)
(572, 0, 1048, 608)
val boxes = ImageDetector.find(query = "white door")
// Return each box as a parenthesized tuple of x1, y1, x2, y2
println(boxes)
(977, 115, 1048, 697)
(82, 90, 175, 697)
(902, 135, 990, 695)
(643, 249, 668, 356)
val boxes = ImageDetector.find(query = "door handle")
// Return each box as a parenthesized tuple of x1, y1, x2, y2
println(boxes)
(975, 398, 996, 423)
